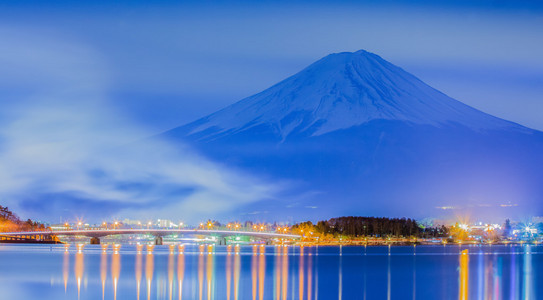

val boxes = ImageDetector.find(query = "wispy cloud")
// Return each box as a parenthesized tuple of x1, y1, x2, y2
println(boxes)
(0, 28, 280, 223)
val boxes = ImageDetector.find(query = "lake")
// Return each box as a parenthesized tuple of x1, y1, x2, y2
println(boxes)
(0, 244, 540, 299)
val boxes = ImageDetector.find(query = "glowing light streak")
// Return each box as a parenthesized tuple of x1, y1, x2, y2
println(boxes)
(459, 249, 469, 300)
(177, 250, 185, 300)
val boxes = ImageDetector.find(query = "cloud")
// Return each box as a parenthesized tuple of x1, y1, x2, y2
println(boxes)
(0, 28, 280, 223)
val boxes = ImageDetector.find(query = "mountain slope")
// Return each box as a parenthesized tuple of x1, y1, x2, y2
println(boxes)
(165, 50, 543, 221)
(174, 50, 524, 142)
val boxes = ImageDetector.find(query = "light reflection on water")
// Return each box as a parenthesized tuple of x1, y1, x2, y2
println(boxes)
(0, 244, 541, 299)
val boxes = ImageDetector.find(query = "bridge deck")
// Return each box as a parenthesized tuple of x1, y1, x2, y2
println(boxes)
(1, 229, 301, 239)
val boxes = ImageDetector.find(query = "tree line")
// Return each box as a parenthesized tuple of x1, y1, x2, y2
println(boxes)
(0, 205, 46, 232)
(292, 216, 449, 238)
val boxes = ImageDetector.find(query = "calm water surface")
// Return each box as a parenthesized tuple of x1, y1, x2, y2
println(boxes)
(0, 244, 540, 299)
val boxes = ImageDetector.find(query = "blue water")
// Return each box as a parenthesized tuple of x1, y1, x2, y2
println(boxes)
(0, 244, 540, 299)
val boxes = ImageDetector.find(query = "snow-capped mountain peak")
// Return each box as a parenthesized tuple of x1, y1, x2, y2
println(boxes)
(180, 50, 521, 140)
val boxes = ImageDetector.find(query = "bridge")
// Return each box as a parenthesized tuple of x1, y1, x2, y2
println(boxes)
(0, 229, 301, 245)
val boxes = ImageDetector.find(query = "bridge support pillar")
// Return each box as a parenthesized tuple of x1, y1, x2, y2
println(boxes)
(155, 236, 163, 245)
(90, 237, 100, 245)
(218, 237, 227, 245)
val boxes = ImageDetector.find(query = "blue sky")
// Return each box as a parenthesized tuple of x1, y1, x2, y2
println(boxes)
(0, 0, 541, 222)
(1, 0, 542, 131)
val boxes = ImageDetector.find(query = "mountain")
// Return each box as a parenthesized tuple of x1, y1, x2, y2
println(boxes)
(165, 50, 543, 221)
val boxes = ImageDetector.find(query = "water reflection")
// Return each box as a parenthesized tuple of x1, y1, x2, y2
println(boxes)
(206, 246, 215, 300)
(307, 248, 312, 300)
(198, 250, 204, 300)
(111, 245, 121, 300)
(63, 248, 69, 293)
(282, 246, 288, 300)
(259, 245, 266, 300)
(146, 248, 154, 300)
(338, 245, 342, 300)
(459, 249, 468, 300)
(100, 248, 107, 300)
(226, 245, 232, 300)
(252, 245, 257, 300)
(136, 250, 142, 300)
(273, 247, 279, 300)
(523, 245, 533, 299)
(168, 253, 174, 300)
(75, 244, 84, 300)
(299, 246, 304, 300)
(177, 249, 185, 300)
(234, 246, 241, 300)
(51, 244, 541, 300)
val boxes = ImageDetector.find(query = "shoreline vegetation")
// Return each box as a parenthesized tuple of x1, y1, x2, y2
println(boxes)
(0, 205, 46, 232)
(290, 216, 448, 246)
(290, 216, 541, 246)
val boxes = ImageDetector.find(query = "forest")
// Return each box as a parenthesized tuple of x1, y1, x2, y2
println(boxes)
(292, 216, 449, 239)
